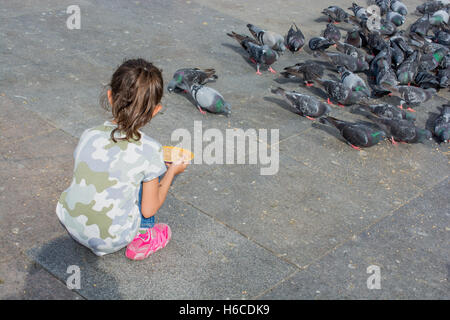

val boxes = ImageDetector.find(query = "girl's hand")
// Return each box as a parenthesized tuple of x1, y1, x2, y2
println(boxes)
(166, 157, 189, 176)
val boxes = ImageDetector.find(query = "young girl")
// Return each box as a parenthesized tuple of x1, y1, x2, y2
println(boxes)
(56, 58, 188, 260)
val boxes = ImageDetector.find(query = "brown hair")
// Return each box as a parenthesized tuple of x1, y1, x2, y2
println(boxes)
(101, 58, 163, 142)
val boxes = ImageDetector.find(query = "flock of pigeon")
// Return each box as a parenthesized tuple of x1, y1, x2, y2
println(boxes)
(166, 0, 450, 149)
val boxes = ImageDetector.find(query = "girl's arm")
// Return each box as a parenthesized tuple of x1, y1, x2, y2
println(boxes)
(140, 161, 188, 218)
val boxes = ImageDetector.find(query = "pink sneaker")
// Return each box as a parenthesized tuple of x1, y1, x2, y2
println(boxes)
(125, 223, 172, 260)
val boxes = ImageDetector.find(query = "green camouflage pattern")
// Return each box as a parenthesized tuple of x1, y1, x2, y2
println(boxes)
(56, 121, 166, 256)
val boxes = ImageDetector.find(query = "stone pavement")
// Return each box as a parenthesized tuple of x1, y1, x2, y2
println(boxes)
(0, 0, 449, 299)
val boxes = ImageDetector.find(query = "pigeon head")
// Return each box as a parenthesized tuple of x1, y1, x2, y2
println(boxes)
(418, 129, 433, 142)
(439, 128, 450, 142)
(167, 72, 184, 93)
(336, 65, 346, 74)
(370, 130, 386, 143)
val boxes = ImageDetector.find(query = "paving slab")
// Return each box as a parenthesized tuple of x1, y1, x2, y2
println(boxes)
(260, 178, 450, 299)
(0, 254, 82, 300)
(28, 194, 297, 300)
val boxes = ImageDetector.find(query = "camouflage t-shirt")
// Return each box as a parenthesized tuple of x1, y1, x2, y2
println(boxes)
(56, 121, 166, 256)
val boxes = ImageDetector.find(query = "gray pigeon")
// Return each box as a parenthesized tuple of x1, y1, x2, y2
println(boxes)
(375, 58, 399, 88)
(189, 84, 231, 116)
(415, 71, 441, 89)
(345, 29, 362, 48)
(433, 105, 450, 143)
(391, 0, 408, 15)
(391, 41, 405, 67)
(367, 115, 432, 144)
(419, 47, 447, 72)
(309, 37, 336, 52)
(387, 85, 436, 110)
(286, 23, 305, 53)
(247, 24, 286, 53)
(314, 78, 368, 106)
(416, 1, 447, 15)
(430, 9, 449, 25)
(281, 61, 325, 86)
(371, 0, 390, 16)
(167, 68, 217, 93)
(358, 103, 417, 121)
(386, 11, 406, 27)
(227, 31, 279, 75)
(317, 51, 369, 72)
(319, 116, 387, 150)
(433, 30, 450, 46)
(410, 15, 431, 37)
(396, 50, 420, 85)
(322, 6, 349, 23)
(335, 41, 374, 62)
(349, 3, 368, 23)
(337, 66, 370, 96)
(271, 87, 331, 120)
(323, 23, 341, 42)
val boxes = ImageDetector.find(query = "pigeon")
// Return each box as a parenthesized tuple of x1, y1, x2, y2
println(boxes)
(317, 51, 369, 72)
(390, 32, 414, 56)
(345, 29, 363, 48)
(227, 31, 279, 75)
(358, 103, 417, 121)
(414, 71, 441, 89)
(349, 3, 369, 23)
(372, 0, 391, 16)
(416, 1, 446, 15)
(410, 15, 432, 37)
(374, 58, 399, 87)
(386, 11, 406, 27)
(396, 50, 420, 85)
(430, 9, 450, 25)
(189, 84, 231, 116)
(377, 19, 398, 36)
(335, 41, 374, 62)
(323, 23, 341, 42)
(319, 116, 386, 149)
(433, 105, 450, 142)
(309, 37, 336, 52)
(247, 24, 286, 53)
(418, 47, 447, 72)
(367, 115, 432, 144)
(391, 0, 408, 16)
(271, 87, 331, 119)
(314, 78, 368, 106)
(386, 85, 436, 110)
(391, 41, 406, 67)
(433, 30, 450, 46)
(167, 68, 217, 93)
(337, 66, 370, 96)
(322, 6, 349, 23)
(367, 31, 388, 54)
(286, 23, 305, 53)
(437, 67, 450, 87)
(281, 61, 325, 86)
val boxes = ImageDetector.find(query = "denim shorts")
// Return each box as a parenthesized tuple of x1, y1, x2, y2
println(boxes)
(138, 182, 156, 229)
